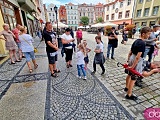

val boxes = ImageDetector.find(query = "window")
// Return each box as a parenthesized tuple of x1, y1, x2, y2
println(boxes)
(50, 8, 52, 11)
(75, 21, 76, 24)
(49, 13, 51, 16)
(106, 15, 109, 20)
(127, 0, 131, 5)
(68, 21, 70, 24)
(118, 12, 122, 19)
(139, 0, 143, 3)
(75, 16, 76, 19)
(53, 13, 54, 16)
(125, 10, 130, 18)
(111, 14, 114, 20)
(136, 9, 141, 17)
(152, 6, 159, 15)
(112, 4, 115, 9)
(88, 12, 90, 16)
(71, 16, 73, 19)
(68, 11, 69, 14)
(80, 12, 81, 16)
(50, 19, 52, 22)
(120, 2, 123, 8)
(142, 22, 147, 26)
(72, 21, 73, 24)
(107, 6, 109, 11)
(71, 6, 72, 9)
(144, 8, 149, 16)
(83, 12, 85, 16)
(68, 16, 70, 19)
(146, 0, 151, 2)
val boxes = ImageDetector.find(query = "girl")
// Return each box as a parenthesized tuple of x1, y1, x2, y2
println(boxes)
(92, 36, 105, 75)
(83, 40, 91, 70)
(76, 43, 87, 80)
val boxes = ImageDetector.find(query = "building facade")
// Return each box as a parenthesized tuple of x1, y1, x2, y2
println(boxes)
(94, 3, 105, 23)
(66, 3, 78, 30)
(43, 4, 49, 22)
(47, 3, 57, 24)
(133, 0, 160, 27)
(104, 0, 135, 28)
(78, 3, 94, 25)
(59, 5, 67, 24)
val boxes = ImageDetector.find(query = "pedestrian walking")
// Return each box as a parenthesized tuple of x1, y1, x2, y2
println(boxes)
(37, 27, 42, 39)
(12, 24, 24, 60)
(91, 36, 105, 75)
(83, 40, 91, 70)
(0, 23, 20, 64)
(61, 28, 75, 68)
(43, 22, 59, 77)
(121, 27, 128, 45)
(19, 26, 38, 73)
(76, 43, 87, 80)
(76, 28, 82, 46)
(143, 25, 159, 62)
(124, 27, 151, 101)
(107, 27, 118, 60)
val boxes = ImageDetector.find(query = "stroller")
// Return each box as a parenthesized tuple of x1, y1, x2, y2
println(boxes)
(117, 62, 144, 78)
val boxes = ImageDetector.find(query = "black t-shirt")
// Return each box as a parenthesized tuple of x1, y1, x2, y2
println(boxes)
(43, 30, 57, 53)
(108, 32, 118, 44)
(131, 39, 145, 57)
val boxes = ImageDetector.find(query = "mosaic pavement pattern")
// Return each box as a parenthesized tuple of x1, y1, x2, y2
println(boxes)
(45, 56, 134, 120)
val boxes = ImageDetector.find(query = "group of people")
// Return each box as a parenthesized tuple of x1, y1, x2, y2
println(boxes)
(0, 24, 38, 73)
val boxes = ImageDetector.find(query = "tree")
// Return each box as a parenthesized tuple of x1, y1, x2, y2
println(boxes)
(80, 16, 89, 26)
(96, 17, 103, 23)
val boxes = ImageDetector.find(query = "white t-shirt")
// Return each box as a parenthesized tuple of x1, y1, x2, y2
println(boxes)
(61, 33, 73, 49)
(96, 42, 103, 52)
(76, 51, 85, 65)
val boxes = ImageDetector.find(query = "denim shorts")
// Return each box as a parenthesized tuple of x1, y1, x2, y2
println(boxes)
(23, 51, 35, 62)
(16, 42, 22, 49)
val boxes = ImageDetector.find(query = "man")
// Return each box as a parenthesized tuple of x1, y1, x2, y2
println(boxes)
(43, 22, 59, 77)
(12, 24, 23, 60)
(124, 27, 151, 101)
(107, 27, 118, 59)
(143, 25, 159, 62)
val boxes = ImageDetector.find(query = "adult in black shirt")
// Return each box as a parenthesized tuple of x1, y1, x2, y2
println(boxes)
(43, 22, 59, 77)
(124, 27, 151, 101)
(107, 27, 118, 59)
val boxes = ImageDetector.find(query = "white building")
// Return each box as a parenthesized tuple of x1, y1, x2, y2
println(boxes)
(104, 0, 135, 28)
(47, 3, 59, 24)
(38, 0, 46, 23)
(65, 3, 79, 30)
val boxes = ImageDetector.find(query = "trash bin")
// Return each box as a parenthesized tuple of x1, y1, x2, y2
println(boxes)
(57, 37, 62, 48)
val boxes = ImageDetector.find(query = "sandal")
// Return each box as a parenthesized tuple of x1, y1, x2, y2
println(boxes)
(34, 64, 38, 69)
(54, 69, 61, 73)
(51, 73, 58, 77)
(11, 61, 16, 64)
(16, 60, 21, 62)
(29, 69, 33, 73)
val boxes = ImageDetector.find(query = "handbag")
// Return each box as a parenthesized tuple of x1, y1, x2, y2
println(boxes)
(21, 37, 38, 53)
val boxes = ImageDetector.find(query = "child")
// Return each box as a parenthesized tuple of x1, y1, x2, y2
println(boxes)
(91, 36, 105, 75)
(83, 40, 91, 70)
(124, 27, 151, 101)
(153, 43, 159, 61)
(76, 43, 87, 80)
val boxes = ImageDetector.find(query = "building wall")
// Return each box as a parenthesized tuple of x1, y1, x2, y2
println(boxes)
(59, 5, 67, 24)
(94, 3, 105, 23)
(47, 3, 57, 24)
(66, 3, 79, 30)
(78, 3, 94, 24)
(133, 0, 160, 27)
(104, 0, 134, 26)
(43, 4, 48, 22)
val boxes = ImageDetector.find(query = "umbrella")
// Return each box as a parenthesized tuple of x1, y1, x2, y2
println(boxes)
(103, 21, 118, 27)
(78, 26, 85, 29)
(91, 23, 104, 27)
(53, 22, 68, 28)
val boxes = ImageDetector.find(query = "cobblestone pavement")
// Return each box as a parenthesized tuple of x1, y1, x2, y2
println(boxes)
(82, 32, 160, 119)
(45, 53, 134, 120)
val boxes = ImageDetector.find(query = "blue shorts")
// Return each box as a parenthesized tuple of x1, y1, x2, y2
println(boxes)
(23, 51, 35, 62)
(16, 42, 22, 49)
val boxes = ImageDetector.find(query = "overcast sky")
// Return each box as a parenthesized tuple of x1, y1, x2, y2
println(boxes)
(43, 0, 106, 6)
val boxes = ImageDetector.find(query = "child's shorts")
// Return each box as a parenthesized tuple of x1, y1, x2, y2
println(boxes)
(84, 56, 89, 64)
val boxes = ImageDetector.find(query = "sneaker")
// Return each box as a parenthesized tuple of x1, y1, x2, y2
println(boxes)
(135, 80, 142, 87)
(101, 71, 105, 75)
(77, 75, 81, 79)
(66, 65, 69, 68)
(69, 64, 73, 67)
(124, 87, 128, 92)
(111, 57, 115, 60)
(91, 71, 96, 75)
(83, 76, 87, 80)
(125, 94, 138, 101)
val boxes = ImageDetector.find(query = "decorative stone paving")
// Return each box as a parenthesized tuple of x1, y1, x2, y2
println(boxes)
(45, 56, 134, 120)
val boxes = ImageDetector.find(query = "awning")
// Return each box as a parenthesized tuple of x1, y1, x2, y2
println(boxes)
(17, 0, 36, 12)
(27, 13, 34, 21)
(8, 0, 20, 7)
(111, 19, 132, 25)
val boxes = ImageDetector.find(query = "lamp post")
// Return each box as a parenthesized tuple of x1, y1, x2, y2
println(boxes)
(54, 5, 62, 48)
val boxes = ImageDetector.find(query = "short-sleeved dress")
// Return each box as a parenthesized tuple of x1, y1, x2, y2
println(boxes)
(0, 30, 17, 50)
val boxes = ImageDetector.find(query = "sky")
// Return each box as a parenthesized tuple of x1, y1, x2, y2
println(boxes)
(43, 0, 106, 6)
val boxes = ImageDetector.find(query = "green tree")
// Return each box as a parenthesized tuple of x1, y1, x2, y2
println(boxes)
(96, 17, 103, 23)
(80, 16, 89, 26)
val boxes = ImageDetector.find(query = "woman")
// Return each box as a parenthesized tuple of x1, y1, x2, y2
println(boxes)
(19, 26, 38, 73)
(76, 28, 82, 46)
(0, 23, 20, 64)
(61, 28, 75, 68)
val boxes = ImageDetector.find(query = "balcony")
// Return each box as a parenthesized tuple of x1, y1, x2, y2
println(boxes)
(17, 0, 36, 12)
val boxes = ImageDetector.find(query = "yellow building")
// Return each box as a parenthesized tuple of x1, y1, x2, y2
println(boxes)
(133, 0, 160, 27)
